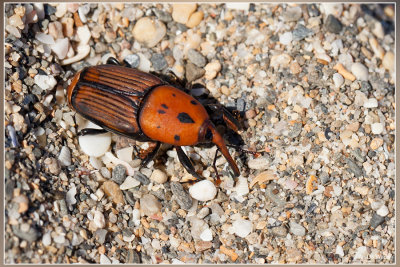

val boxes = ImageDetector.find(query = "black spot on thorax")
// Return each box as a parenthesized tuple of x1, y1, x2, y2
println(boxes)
(177, 112, 195, 123)
(161, 104, 168, 109)
(158, 110, 166, 114)
(190, 100, 198, 105)
(174, 135, 180, 141)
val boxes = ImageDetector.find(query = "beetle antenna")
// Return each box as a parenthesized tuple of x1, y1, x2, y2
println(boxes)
(225, 144, 266, 156)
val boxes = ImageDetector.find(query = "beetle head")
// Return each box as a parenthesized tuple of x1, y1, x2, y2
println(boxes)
(200, 121, 240, 177)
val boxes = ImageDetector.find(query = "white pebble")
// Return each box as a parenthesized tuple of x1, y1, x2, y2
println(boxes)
(234, 177, 249, 196)
(335, 245, 344, 257)
(35, 33, 55, 45)
(248, 157, 268, 170)
(50, 38, 69, 60)
(93, 210, 105, 229)
(354, 246, 369, 260)
(34, 74, 57, 91)
(78, 122, 111, 157)
(371, 123, 384, 135)
(66, 185, 77, 205)
(53, 234, 65, 244)
(363, 98, 378, 108)
(332, 73, 344, 88)
(189, 180, 217, 201)
(120, 176, 140, 190)
(199, 228, 213, 241)
(76, 25, 91, 45)
(100, 254, 111, 264)
(351, 63, 369, 81)
(376, 205, 389, 217)
(89, 156, 103, 170)
(137, 53, 151, 72)
(226, 3, 250, 10)
(150, 169, 168, 184)
(279, 32, 292, 45)
(58, 146, 71, 166)
(42, 232, 51, 246)
(231, 219, 252, 238)
(116, 146, 133, 162)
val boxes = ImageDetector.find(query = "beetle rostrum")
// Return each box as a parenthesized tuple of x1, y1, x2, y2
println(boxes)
(67, 62, 240, 179)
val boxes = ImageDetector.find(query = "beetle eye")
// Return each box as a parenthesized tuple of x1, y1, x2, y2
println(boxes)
(205, 128, 213, 142)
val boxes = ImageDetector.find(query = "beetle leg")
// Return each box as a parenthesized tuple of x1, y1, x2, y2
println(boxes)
(206, 103, 242, 132)
(78, 128, 108, 136)
(106, 57, 121, 66)
(140, 141, 161, 167)
(175, 146, 202, 181)
(226, 144, 265, 156)
(212, 148, 221, 180)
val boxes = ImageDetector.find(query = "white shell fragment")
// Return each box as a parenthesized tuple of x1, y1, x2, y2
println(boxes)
(189, 180, 217, 201)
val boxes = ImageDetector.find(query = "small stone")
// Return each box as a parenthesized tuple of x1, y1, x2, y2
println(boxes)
(34, 74, 57, 91)
(370, 138, 383, 150)
(102, 181, 125, 205)
(351, 63, 369, 81)
(58, 146, 71, 166)
(186, 11, 204, 28)
(12, 225, 40, 242)
(363, 98, 378, 108)
(120, 176, 140, 190)
(187, 49, 206, 67)
(50, 38, 69, 60)
(290, 61, 301, 74)
(376, 205, 389, 217)
(95, 229, 108, 244)
(132, 17, 166, 48)
(204, 60, 221, 80)
(325, 14, 342, 34)
(346, 159, 363, 178)
(289, 222, 306, 236)
(195, 241, 213, 252)
(271, 226, 287, 237)
(279, 32, 292, 45)
(199, 228, 213, 241)
(372, 21, 384, 39)
(283, 6, 302, 22)
(53, 234, 65, 244)
(100, 254, 111, 264)
(382, 51, 394, 73)
(371, 123, 384, 135)
(335, 245, 344, 257)
(61, 17, 74, 37)
(93, 210, 106, 229)
(185, 62, 205, 83)
(13, 195, 29, 213)
(42, 232, 51, 246)
(171, 182, 193, 210)
(292, 24, 313, 41)
(286, 248, 302, 263)
(150, 169, 168, 184)
(133, 172, 150, 185)
(55, 3, 67, 17)
(150, 53, 167, 71)
(124, 54, 140, 68)
(333, 63, 356, 81)
(248, 157, 268, 170)
(369, 37, 385, 59)
(189, 180, 217, 201)
(112, 164, 127, 185)
(354, 246, 369, 260)
(115, 146, 133, 162)
(172, 3, 197, 24)
(35, 32, 55, 45)
(137, 53, 151, 72)
(332, 73, 344, 88)
(140, 194, 162, 216)
(66, 185, 77, 206)
(231, 219, 252, 238)
(44, 157, 61, 175)
(370, 213, 385, 228)
(270, 53, 292, 69)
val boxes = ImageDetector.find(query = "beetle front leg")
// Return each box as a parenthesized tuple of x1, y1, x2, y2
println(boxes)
(206, 103, 242, 132)
(106, 57, 121, 66)
(175, 146, 202, 181)
(78, 128, 108, 136)
(140, 141, 161, 167)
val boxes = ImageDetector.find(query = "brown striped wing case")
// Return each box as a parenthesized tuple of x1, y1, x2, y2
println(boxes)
(67, 65, 164, 140)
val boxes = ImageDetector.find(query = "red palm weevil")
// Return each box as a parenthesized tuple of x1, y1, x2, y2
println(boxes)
(67, 58, 241, 180)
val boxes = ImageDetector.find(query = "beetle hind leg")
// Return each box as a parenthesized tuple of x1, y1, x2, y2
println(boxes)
(78, 128, 108, 136)
(175, 146, 202, 181)
(106, 57, 121, 66)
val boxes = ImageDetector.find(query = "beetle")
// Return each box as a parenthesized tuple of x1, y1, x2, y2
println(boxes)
(67, 58, 242, 180)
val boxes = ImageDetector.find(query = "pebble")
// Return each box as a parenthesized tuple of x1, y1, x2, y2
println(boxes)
(370, 138, 383, 150)
(50, 38, 69, 60)
(370, 213, 385, 228)
(333, 63, 356, 81)
(66, 185, 77, 206)
(170, 182, 193, 210)
(371, 123, 384, 135)
(332, 73, 344, 88)
(133, 172, 150, 185)
(363, 98, 378, 108)
(150, 53, 167, 71)
(186, 11, 204, 28)
(335, 245, 344, 257)
(116, 146, 133, 162)
(58, 146, 71, 166)
(346, 159, 363, 178)
(150, 169, 168, 184)
(95, 229, 107, 244)
(354, 246, 369, 260)
(292, 24, 313, 41)
(35, 32, 55, 45)
(93, 210, 105, 229)
(289, 222, 306, 236)
(172, 3, 197, 24)
(376, 205, 389, 217)
(100, 254, 111, 264)
(185, 62, 205, 82)
(120, 176, 140, 190)
(187, 49, 206, 67)
(132, 17, 166, 48)
(189, 180, 217, 201)
(351, 63, 369, 81)
(324, 14, 343, 34)
(112, 164, 127, 185)
(78, 121, 111, 157)
(44, 157, 61, 175)
(137, 53, 151, 72)
(204, 60, 221, 80)
(231, 219, 252, 238)
(124, 54, 140, 68)
(34, 74, 57, 91)
(248, 157, 268, 170)
(140, 194, 162, 216)
(199, 228, 213, 241)
(270, 53, 292, 69)
(13, 195, 29, 213)
(12, 225, 40, 242)
(369, 37, 385, 59)
(279, 32, 292, 45)
(102, 181, 125, 205)
(283, 6, 302, 22)
(42, 232, 51, 246)
(290, 61, 301, 74)
(382, 51, 394, 73)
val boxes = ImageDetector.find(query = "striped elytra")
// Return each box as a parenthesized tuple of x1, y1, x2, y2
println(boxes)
(67, 64, 241, 177)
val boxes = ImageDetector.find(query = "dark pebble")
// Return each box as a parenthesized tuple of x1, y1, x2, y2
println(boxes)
(22, 94, 37, 106)
(124, 54, 140, 69)
(170, 182, 192, 210)
(5, 179, 15, 201)
(12, 225, 41, 242)
(153, 9, 172, 22)
(95, 229, 108, 244)
(292, 24, 314, 41)
(367, 150, 376, 158)
(176, 23, 188, 33)
(124, 191, 136, 206)
(345, 158, 363, 177)
(134, 172, 150, 185)
(325, 14, 343, 34)
(307, 4, 320, 17)
(44, 4, 57, 16)
(306, 202, 318, 214)
(151, 53, 168, 71)
(324, 127, 333, 140)
(187, 49, 206, 67)
(185, 62, 205, 83)
(370, 213, 385, 229)
(126, 249, 141, 263)
(112, 164, 126, 185)
(360, 81, 372, 93)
